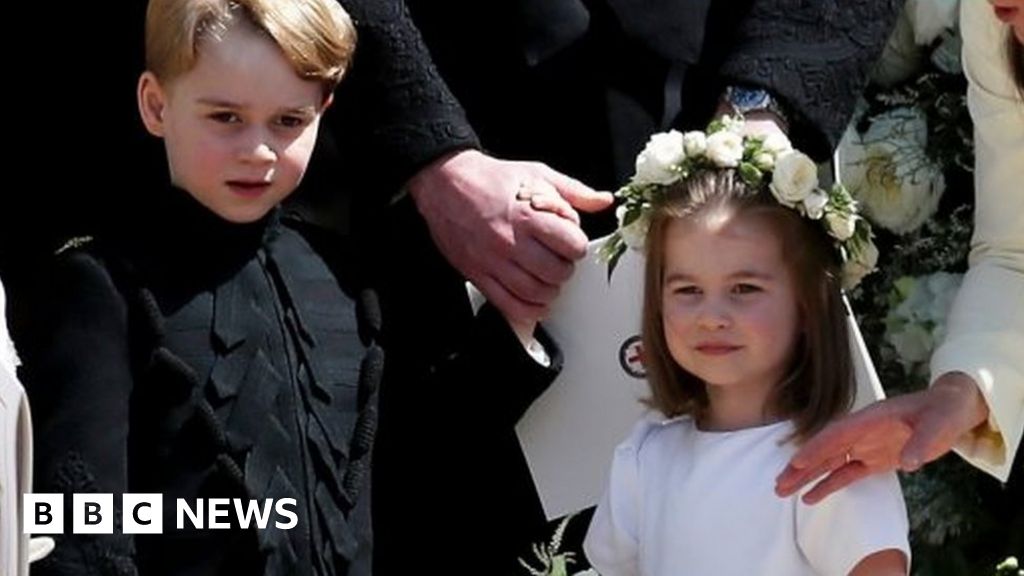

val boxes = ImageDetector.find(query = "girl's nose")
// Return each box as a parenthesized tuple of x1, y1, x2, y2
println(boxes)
(696, 300, 731, 331)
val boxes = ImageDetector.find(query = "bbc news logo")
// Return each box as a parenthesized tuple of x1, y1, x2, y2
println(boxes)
(24, 494, 298, 534)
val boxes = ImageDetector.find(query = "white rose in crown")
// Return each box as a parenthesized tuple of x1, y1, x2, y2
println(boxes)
(616, 205, 650, 251)
(908, 0, 959, 46)
(842, 239, 879, 290)
(634, 130, 685, 185)
(839, 106, 945, 235)
(754, 152, 775, 171)
(872, 6, 926, 87)
(682, 131, 707, 158)
(705, 131, 744, 167)
(826, 212, 857, 240)
(770, 151, 818, 206)
(761, 132, 793, 157)
(802, 190, 829, 220)
(604, 116, 879, 288)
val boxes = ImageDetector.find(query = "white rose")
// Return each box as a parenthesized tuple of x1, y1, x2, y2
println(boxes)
(682, 131, 707, 158)
(839, 107, 945, 235)
(705, 131, 744, 167)
(924, 272, 963, 323)
(802, 190, 829, 220)
(888, 322, 935, 369)
(761, 132, 792, 157)
(720, 115, 745, 134)
(884, 271, 963, 373)
(634, 130, 685, 185)
(770, 151, 818, 205)
(857, 240, 879, 270)
(616, 205, 650, 251)
(754, 152, 775, 171)
(908, 0, 959, 46)
(826, 212, 856, 240)
(872, 7, 926, 87)
(842, 241, 878, 289)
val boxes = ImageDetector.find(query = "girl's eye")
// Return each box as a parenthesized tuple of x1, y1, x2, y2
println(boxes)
(673, 285, 702, 295)
(209, 111, 241, 124)
(732, 283, 762, 295)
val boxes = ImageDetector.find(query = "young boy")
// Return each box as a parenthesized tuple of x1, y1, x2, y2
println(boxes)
(20, 1, 379, 575)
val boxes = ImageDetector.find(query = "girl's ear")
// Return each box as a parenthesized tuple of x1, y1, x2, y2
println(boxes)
(137, 71, 168, 137)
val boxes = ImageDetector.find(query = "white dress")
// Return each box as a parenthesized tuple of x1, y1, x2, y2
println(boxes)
(584, 415, 910, 576)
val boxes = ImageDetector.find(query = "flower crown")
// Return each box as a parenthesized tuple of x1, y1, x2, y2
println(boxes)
(599, 116, 879, 289)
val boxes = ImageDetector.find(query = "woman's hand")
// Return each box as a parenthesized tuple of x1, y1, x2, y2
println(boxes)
(775, 372, 990, 504)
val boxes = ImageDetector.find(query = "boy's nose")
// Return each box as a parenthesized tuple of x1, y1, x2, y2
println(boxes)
(240, 135, 277, 164)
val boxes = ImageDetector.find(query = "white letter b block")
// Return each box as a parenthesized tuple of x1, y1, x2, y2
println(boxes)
(73, 494, 114, 534)
(23, 494, 64, 534)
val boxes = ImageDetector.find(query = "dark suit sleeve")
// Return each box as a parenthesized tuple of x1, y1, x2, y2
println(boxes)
(437, 304, 563, 430)
(719, 0, 902, 160)
(20, 252, 138, 576)
(331, 0, 481, 194)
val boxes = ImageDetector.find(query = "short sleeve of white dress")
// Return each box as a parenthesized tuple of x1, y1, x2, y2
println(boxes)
(796, 472, 910, 574)
(584, 417, 664, 576)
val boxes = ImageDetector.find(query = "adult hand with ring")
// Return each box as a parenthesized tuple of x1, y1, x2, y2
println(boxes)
(407, 149, 613, 324)
(516, 181, 581, 225)
(776, 374, 988, 504)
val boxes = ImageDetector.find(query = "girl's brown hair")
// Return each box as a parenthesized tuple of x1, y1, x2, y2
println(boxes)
(640, 170, 854, 440)
(1007, 32, 1024, 98)
(145, 0, 356, 97)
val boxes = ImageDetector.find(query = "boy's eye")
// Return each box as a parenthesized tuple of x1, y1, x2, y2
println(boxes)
(732, 283, 762, 295)
(277, 115, 308, 128)
(209, 111, 241, 124)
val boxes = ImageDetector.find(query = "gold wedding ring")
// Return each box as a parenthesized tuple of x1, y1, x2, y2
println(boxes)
(515, 182, 534, 201)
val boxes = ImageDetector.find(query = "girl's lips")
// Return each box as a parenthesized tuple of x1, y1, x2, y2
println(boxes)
(993, 6, 1018, 23)
(695, 344, 742, 356)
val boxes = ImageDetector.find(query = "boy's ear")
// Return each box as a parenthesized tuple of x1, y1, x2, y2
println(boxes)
(137, 71, 168, 137)
(321, 92, 334, 111)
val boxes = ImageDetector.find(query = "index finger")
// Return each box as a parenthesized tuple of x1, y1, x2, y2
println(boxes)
(540, 166, 614, 213)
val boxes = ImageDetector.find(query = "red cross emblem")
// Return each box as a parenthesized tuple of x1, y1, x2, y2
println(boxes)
(618, 335, 646, 379)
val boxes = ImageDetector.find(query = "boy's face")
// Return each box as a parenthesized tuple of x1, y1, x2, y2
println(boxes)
(138, 23, 328, 223)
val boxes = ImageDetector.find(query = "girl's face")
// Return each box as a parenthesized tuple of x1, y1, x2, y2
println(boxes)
(991, 0, 1024, 43)
(660, 210, 801, 405)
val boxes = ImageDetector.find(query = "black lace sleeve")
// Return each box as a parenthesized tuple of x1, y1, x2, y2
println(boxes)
(719, 0, 902, 160)
(20, 251, 139, 576)
(331, 0, 480, 194)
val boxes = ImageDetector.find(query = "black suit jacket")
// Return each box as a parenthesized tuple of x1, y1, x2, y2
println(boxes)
(403, 0, 903, 196)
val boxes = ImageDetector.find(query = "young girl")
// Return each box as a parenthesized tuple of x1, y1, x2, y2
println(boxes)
(584, 119, 910, 575)
(18, 1, 378, 575)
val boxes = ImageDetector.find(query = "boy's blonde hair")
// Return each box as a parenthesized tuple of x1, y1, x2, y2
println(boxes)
(145, 0, 356, 96)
